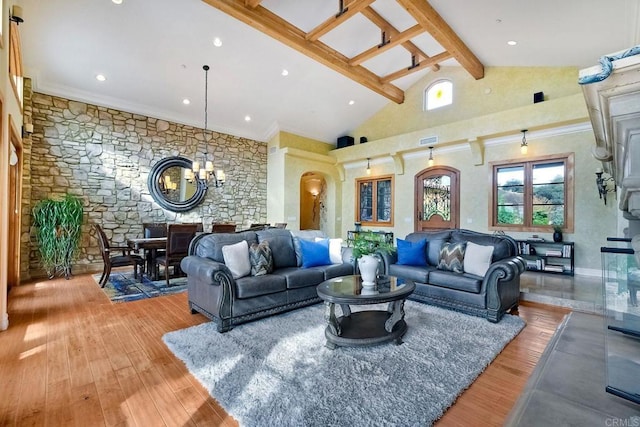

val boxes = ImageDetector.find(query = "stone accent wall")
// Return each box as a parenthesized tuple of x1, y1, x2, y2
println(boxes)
(26, 93, 267, 279)
(21, 79, 34, 280)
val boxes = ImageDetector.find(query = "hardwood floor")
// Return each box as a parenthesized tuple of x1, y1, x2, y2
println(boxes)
(0, 273, 569, 426)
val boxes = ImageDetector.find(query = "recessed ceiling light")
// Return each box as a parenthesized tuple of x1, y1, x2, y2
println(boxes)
(348, 100, 355, 105)
(507, 40, 517, 46)
(182, 99, 190, 105)
(281, 69, 289, 76)
(96, 74, 106, 82)
(112, 0, 123, 4)
(213, 37, 222, 47)
(244, 115, 251, 122)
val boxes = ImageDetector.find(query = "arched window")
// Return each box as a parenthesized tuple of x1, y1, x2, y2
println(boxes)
(424, 80, 452, 111)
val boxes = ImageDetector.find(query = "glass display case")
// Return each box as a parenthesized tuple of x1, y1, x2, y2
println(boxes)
(601, 238, 640, 404)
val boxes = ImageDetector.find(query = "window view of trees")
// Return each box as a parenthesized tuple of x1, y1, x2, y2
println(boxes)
(495, 160, 566, 228)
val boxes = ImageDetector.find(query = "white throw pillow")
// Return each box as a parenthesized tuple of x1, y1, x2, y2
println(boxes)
(315, 237, 344, 264)
(463, 242, 494, 277)
(222, 240, 251, 279)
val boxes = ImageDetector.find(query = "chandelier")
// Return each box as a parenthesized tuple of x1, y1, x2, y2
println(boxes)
(186, 65, 225, 188)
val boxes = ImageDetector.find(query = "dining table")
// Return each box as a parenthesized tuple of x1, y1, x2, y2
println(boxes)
(127, 237, 167, 281)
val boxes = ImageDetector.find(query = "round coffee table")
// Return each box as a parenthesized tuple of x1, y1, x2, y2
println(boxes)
(316, 275, 415, 349)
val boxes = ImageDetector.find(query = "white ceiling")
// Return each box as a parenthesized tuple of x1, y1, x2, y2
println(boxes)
(20, 0, 640, 144)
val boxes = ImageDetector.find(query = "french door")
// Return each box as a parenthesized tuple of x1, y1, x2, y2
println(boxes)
(414, 166, 459, 231)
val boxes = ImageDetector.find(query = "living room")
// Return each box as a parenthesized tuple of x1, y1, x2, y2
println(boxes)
(1, 0, 639, 425)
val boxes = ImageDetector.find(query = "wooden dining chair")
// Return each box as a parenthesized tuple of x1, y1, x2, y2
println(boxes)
(142, 222, 168, 269)
(94, 224, 144, 287)
(154, 223, 200, 286)
(142, 222, 167, 238)
(212, 222, 236, 233)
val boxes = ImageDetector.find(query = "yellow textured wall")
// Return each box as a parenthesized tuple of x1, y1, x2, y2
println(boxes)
(354, 66, 582, 142)
(335, 66, 617, 275)
(279, 131, 334, 155)
(267, 131, 343, 235)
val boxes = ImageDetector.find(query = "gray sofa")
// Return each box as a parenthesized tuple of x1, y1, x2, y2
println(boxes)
(378, 229, 525, 322)
(181, 229, 354, 332)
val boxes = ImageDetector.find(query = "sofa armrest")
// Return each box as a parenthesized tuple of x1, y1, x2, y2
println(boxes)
(377, 250, 398, 275)
(181, 255, 234, 285)
(484, 256, 526, 322)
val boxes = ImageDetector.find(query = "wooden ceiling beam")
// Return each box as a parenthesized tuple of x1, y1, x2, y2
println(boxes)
(306, 0, 377, 41)
(244, 0, 262, 8)
(361, 6, 439, 71)
(396, 0, 484, 79)
(380, 51, 452, 84)
(349, 24, 425, 66)
(201, 0, 404, 103)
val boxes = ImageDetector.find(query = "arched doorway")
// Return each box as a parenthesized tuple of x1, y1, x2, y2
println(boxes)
(415, 166, 460, 231)
(300, 172, 326, 230)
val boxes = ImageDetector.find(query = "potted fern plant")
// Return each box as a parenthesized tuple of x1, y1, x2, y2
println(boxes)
(32, 194, 84, 279)
(352, 231, 395, 286)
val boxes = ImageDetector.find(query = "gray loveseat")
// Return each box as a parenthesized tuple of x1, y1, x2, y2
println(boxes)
(181, 229, 354, 332)
(378, 229, 525, 322)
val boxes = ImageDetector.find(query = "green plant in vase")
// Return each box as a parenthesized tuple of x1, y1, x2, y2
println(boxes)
(551, 223, 563, 243)
(352, 231, 395, 259)
(352, 231, 396, 286)
(32, 194, 84, 279)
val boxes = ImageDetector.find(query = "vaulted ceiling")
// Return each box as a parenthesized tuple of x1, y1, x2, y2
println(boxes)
(202, 0, 485, 104)
(20, 0, 640, 143)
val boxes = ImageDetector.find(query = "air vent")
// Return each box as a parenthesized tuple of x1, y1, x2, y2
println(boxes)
(419, 136, 438, 146)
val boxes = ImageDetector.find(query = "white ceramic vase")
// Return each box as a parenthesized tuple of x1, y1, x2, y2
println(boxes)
(358, 254, 379, 287)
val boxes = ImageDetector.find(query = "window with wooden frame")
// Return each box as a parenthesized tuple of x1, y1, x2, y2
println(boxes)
(9, 21, 23, 109)
(490, 153, 574, 232)
(356, 174, 394, 227)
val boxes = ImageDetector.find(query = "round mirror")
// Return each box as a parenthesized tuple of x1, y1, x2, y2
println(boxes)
(148, 156, 207, 212)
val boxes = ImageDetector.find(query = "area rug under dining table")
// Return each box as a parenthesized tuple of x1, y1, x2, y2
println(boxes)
(92, 271, 187, 303)
(163, 301, 525, 426)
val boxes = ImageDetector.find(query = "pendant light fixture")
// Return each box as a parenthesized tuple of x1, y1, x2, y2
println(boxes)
(191, 65, 225, 188)
(428, 146, 434, 167)
(366, 158, 371, 175)
(520, 129, 528, 155)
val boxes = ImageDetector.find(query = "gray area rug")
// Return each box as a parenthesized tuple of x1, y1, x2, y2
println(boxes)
(163, 301, 525, 426)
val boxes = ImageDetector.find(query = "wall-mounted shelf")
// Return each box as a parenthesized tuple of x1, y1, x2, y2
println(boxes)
(516, 240, 575, 276)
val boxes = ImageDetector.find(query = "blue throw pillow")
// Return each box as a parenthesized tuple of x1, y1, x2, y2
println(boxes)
(299, 238, 332, 268)
(396, 238, 427, 266)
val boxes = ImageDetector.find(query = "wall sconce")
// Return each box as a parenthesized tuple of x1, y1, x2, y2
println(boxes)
(428, 146, 434, 167)
(366, 158, 371, 175)
(595, 168, 616, 205)
(520, 129, 528, 155)
(10, 5, 24, 24)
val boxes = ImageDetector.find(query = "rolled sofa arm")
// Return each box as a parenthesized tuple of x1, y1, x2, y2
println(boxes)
(181, 255, 236, 332)
(181, 256, 234, 285)
(377, 251, 398, 275)
(484, 256, 526, 322)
